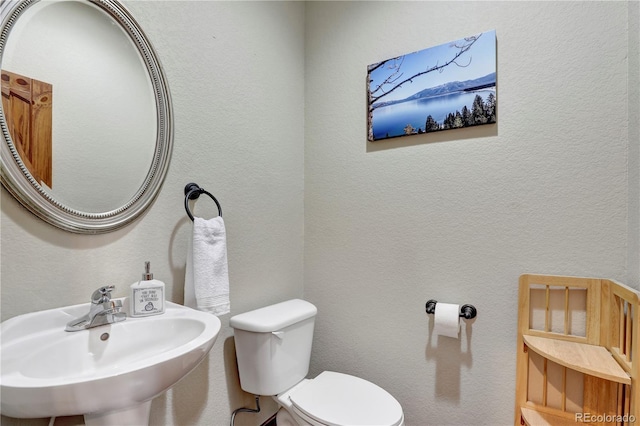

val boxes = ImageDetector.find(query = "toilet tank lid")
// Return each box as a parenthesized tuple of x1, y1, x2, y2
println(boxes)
(230, 299, 317, 332)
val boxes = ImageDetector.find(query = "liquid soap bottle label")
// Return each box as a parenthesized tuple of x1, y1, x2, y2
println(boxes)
(132, 287, 164, 316)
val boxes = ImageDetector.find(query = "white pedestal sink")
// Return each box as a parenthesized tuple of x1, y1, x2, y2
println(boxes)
(0, 301, 222, 425)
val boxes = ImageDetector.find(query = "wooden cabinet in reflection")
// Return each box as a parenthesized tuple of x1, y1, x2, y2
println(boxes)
(1, 69, 52, 188)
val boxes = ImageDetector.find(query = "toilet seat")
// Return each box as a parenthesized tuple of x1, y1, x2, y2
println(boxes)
(289, 371, 404, 426)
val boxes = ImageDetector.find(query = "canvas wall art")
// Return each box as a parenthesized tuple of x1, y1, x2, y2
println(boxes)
(367, 30, 497, 141)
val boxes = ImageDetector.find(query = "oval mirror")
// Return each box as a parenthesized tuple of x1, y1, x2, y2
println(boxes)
(0, 0, 173, 233)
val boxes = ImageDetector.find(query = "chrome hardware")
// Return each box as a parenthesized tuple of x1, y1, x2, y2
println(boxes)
(65, 286, 126, 332)
(92, 285, 115, 304)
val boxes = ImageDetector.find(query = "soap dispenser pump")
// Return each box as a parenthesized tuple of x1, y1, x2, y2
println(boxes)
(130, 261, 165, 317)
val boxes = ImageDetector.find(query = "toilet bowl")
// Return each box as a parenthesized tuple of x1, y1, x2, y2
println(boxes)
(275, 372, 404, 426)
(230, 299, 404, 426)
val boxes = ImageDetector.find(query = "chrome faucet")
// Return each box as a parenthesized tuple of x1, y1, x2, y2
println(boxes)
(65, 285, 126, 332)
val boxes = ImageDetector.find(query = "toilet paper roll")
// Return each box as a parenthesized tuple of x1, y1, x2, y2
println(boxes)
(433, 303, 460, 338)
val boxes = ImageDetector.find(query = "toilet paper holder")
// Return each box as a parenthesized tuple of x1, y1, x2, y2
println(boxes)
(425, 299, 477, 320)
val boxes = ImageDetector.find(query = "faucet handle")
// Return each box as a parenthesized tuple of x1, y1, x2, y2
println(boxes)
(91, 285, 115, 304)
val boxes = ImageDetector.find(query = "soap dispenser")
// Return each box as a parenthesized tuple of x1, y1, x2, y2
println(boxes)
(130, 261, 165, 317)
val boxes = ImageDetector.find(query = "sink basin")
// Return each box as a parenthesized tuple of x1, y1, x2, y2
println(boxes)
(0, 300, 221, 424)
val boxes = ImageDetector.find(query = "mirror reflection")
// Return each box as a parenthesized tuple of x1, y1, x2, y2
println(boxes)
(2, 0, 157, 213)
(1, 69, 52, 188)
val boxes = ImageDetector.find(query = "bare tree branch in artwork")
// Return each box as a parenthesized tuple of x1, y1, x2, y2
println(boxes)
(367, 33, 483, 141)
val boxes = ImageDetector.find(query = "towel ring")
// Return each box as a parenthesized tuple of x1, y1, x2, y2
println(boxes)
(184, 183, 222, 221)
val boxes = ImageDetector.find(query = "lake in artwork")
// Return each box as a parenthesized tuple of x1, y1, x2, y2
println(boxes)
(367, 30, 497, 141)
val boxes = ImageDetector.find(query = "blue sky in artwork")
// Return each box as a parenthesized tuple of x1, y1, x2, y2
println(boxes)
(369, 30, 496, 103)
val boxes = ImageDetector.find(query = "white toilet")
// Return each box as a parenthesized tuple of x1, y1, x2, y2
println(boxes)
(230, 299, 404, 426)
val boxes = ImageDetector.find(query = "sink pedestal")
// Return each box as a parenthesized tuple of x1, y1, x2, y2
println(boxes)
(84, 401, 151, 426)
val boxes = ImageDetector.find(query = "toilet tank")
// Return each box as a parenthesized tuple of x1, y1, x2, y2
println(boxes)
(230, 299, 317, 396)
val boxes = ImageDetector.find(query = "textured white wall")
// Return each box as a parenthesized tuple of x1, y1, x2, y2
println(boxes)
(629, 0, 640, 288)
(0, 1, 304, 425)
(304, 1, 636, 426)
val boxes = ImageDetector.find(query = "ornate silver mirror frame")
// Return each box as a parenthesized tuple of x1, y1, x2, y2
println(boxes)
(0, 0, 173, 234)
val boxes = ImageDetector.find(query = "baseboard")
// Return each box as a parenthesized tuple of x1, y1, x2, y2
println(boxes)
(260, 413, 277, 426)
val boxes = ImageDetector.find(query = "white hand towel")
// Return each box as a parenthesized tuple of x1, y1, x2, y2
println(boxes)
(184, 216, 230, 315)
(184, 231, 197, 309)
